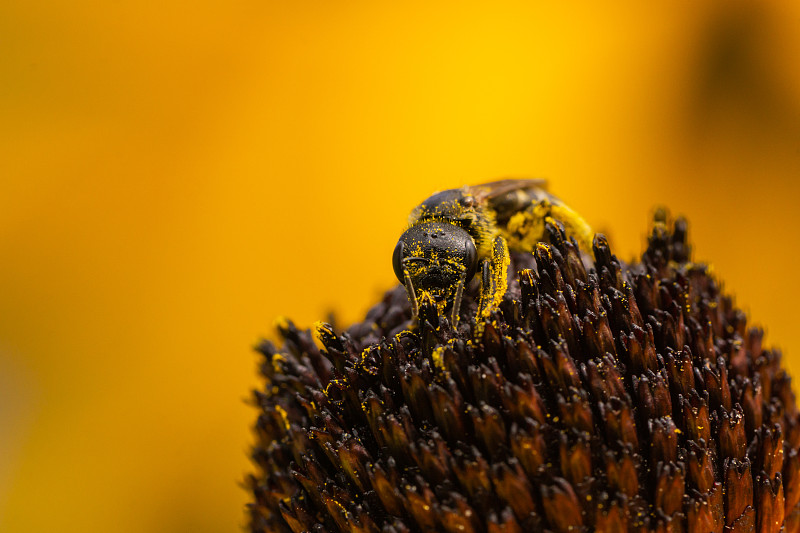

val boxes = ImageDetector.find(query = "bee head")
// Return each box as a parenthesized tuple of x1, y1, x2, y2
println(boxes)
(392, 221, 478, 297)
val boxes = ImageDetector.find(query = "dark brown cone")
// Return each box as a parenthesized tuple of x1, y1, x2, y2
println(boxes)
(249, 214, 800, 533)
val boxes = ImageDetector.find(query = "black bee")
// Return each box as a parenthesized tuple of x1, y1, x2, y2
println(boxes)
(392, 179, 593, 325)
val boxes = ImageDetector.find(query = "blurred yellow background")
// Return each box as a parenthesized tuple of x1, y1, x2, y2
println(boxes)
(1, 1, 799, 531)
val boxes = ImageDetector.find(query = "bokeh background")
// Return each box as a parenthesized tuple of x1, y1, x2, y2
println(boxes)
(1, 1, 799, 531)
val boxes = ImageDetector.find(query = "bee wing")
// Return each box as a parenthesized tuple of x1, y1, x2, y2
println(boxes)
(465, 178, 548, 203)
(465, 178, 556, 226)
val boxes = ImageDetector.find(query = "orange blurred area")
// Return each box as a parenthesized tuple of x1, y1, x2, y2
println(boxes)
(1, 1, 799, 531)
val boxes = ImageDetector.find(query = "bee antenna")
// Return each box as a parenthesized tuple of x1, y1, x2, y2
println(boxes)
(450, 268, 467, 327)
(402, 266, 419, 324)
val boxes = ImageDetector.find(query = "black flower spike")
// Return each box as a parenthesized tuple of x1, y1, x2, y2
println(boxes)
(248, 213, 800, 533)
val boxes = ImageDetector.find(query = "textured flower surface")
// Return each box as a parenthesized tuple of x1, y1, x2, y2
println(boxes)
(249, 215, 800, 533)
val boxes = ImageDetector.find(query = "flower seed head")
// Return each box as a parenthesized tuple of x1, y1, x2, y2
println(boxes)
(249, 213, 800, 532)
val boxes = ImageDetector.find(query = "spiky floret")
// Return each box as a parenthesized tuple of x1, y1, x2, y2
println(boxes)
(248, 214, 800, 533)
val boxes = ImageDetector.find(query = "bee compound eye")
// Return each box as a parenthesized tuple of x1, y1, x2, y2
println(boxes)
(464, 238, 478, 282)
(392, 240, 406, 283)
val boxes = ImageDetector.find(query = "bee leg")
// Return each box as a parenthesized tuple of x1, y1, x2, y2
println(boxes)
(477, 259, 493, 320)
(402, 267, 420, 324)
(476, 235, 510, 321)
(489, 235, 510, 308)
(450, 268, 468, 326)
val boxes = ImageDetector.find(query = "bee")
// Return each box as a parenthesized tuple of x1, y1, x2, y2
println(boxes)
(392, 179, 593, 325)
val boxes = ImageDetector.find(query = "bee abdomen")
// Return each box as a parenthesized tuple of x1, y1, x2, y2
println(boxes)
(498, 196, 593, 253)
